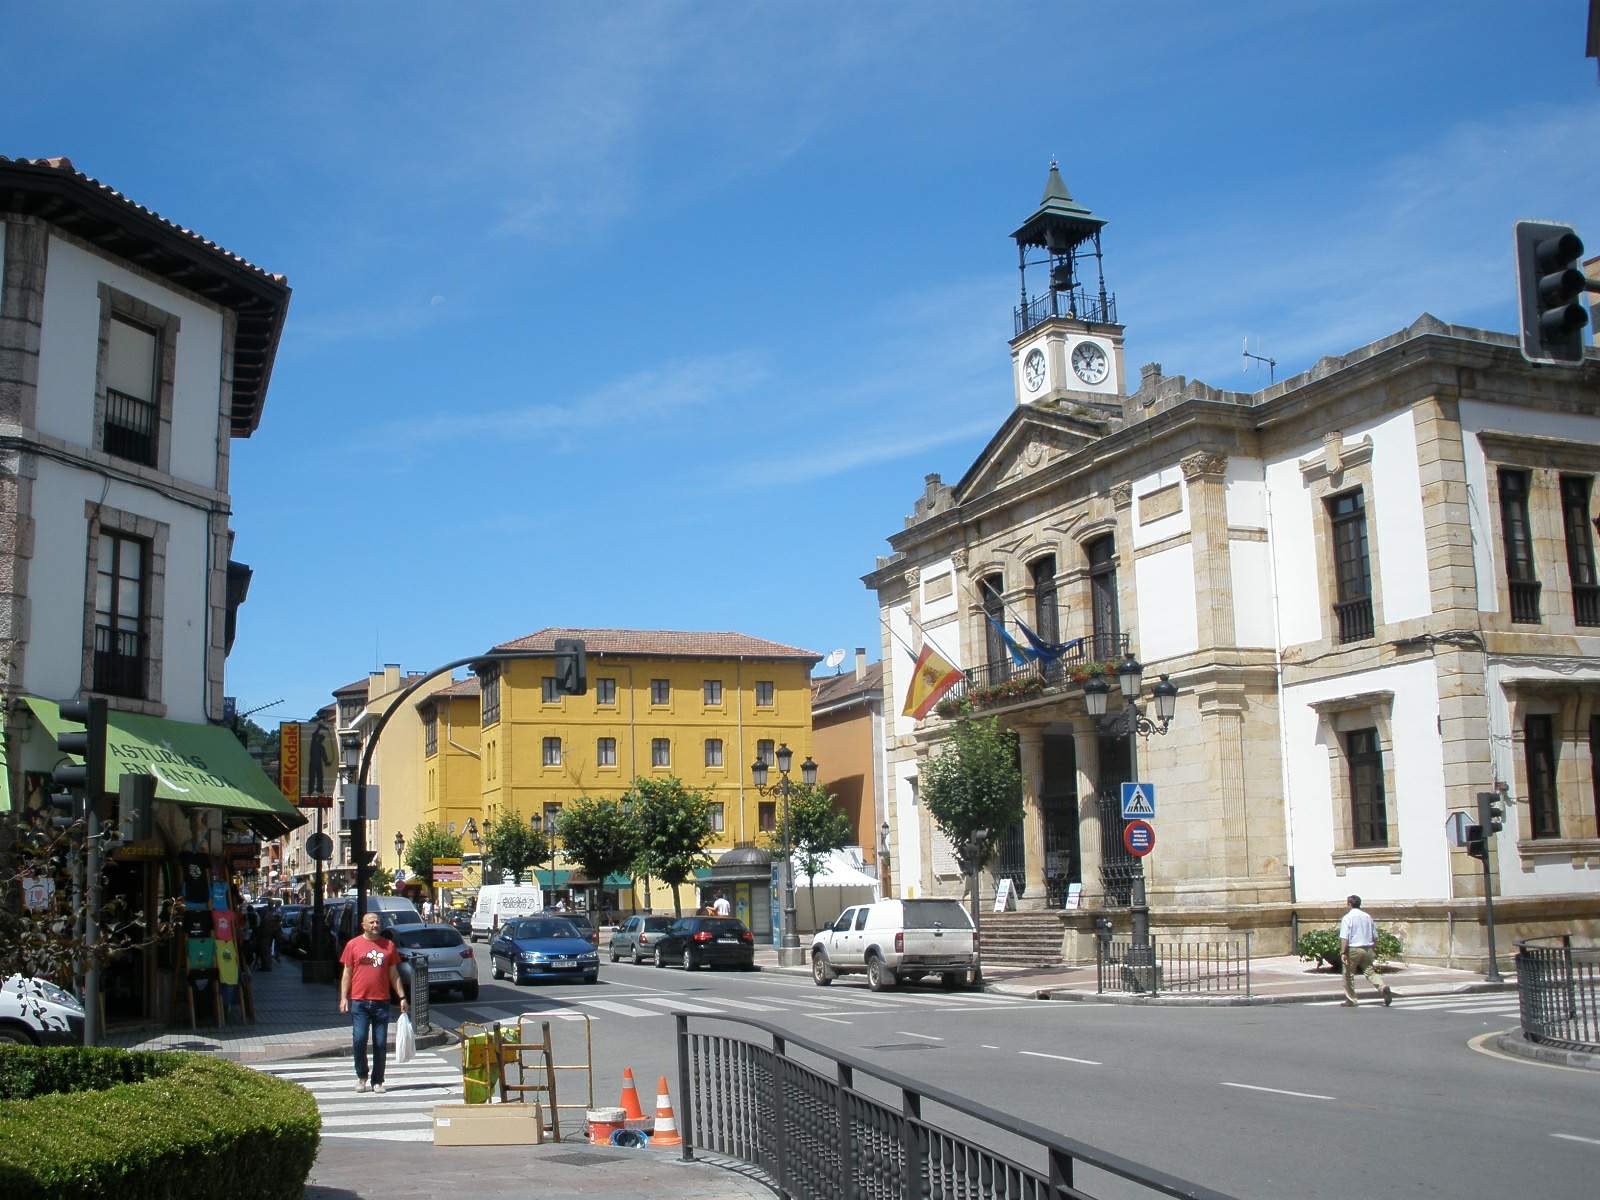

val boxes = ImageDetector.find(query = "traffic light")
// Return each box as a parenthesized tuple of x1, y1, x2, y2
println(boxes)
(1467, 791, 1506, 861)
(1514, 219, 1592, 366)
(51, 697, 107, 803)
(553, 637, 587, 696)
(1465, 822, 1487, 861)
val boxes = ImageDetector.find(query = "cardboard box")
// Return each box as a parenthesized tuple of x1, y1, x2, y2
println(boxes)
(432, 1103, 545, 1146)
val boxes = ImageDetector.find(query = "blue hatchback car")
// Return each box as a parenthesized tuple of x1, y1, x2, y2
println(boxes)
(488, 917, 601, 985)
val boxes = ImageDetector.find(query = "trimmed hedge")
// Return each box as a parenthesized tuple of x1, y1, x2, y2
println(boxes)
(0, 1046, 319, 1200)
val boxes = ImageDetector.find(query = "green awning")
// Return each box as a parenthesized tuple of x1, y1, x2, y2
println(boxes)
(534, 869, 572, 888)
(693, 867, 713, 881)
(24, 697, 305, 835)
(602, 872, 631, 887)
(0, 716, 10, 811)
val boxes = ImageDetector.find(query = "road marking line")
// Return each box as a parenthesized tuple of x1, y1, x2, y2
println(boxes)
(316, 1099, 449, 1113)
(700, 996, 785, 1012)
(981, 1044, 999, 1050)
(757, 996, 836, 1009)
(321, 1112, 436, 1127)
(805, 1014, 854, 1025)
(1220, 1082, 1334, 1101)
(634, 996, 728, 1014)
(322, 1129, 433, 1142)
(572, 999, 660, 1017)
(1551, 1133, 1600, 1147)
(897, 1031, 943, 1041)
(1020, 1051, 1101, 1066)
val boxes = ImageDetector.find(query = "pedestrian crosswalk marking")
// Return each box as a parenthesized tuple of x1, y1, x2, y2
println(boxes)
(634, 995, 727, 1014)
(572, 998, 660, 1017)
(253, 1052, 457, 1144)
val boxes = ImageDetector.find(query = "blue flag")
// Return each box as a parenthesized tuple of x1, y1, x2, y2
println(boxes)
(1015, 617, 1082, 663)
(985, 614, 1037, 665)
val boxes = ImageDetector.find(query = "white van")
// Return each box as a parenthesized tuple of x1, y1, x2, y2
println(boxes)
(326, 895, 424, 952)
(469, 884, 544, 941)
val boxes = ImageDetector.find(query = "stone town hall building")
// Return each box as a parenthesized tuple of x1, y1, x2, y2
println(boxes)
(864, 165, 1600, 965)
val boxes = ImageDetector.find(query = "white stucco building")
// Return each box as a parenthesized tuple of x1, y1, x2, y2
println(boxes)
(865, 165, 1600, 965)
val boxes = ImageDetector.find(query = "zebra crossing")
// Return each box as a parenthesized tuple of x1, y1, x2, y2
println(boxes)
(449, 985, 1033, 1026)
(1310, 992, 1520, 1017)
(255, 1051, 458, 1143)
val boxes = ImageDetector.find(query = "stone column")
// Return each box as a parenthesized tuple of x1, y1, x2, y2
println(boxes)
(1073, 721, 1101, 907)
(1017, 725, 1047, 908)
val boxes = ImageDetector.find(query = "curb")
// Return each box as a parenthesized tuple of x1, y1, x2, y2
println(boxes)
(1018, 981, 1519, 1007)
(297, 1024, 458, 1059)
(1486, 1029, 1600, 1071)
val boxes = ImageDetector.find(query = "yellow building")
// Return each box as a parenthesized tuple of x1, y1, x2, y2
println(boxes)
(416, 676, 484, 892)
(472, 628, 820, 913)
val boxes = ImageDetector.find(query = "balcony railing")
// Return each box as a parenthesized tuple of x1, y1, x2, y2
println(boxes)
(103, 387, 157, 467)
(1510, 579, 1542, 624)
(1574, 584, 1600, 627)
(1333, 597, 1374, 643)
(942, 632, 1129, 709)
(1014, 288, 1118, 338)
(93, 624, 145, 699)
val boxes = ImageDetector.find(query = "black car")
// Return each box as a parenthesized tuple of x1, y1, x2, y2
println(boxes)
(275, 905, 308, 955)
(446, 908, 473, 936)
(652, 917, 756, 971)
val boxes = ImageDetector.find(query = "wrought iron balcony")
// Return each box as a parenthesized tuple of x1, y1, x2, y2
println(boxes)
(93, 624, 145, 699)
(1573, 584, 1600, 627)
(1014, 288, 1117, 338)
(1333, 597, 1374, 644)
(103, 387, 157, 467)
(1510, 579, 1543, 624)
(941, 632, 1129, 710)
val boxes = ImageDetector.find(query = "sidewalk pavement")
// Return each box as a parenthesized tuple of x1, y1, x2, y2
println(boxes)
(306, 1141, 773, 1200)
(104, 958, 451, 1062)
(983, 952, 1515, 1004)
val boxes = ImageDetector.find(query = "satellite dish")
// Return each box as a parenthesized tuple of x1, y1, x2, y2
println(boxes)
(824, 648, 846, 673)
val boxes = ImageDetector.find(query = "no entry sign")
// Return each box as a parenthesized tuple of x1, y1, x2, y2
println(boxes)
(1123, 819, 1156, 858)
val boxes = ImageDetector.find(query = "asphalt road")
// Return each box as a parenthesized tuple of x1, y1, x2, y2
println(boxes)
(393, 941, 1600, 1199)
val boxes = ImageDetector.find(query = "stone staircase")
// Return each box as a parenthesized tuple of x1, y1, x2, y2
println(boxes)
(979, 911, 1064, 966)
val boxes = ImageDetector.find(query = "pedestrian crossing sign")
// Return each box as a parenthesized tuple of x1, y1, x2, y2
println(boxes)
(1121, 783, 1156, 819)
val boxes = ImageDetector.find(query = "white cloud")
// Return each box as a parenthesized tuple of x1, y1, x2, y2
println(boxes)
(727, 418, 998, 487)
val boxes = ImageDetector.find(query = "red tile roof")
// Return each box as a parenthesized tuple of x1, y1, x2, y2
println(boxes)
(489, 627, 820, 663)
(415, 675, 480, 709)
(811, 662, 884, 710)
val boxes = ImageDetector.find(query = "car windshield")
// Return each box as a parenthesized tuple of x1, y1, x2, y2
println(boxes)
(902, 901, 973, 929)
(642, 917, 672, 930)
(699, 919, 747, 935)
(507, 919, 584, 940)
(392, 928, 465, 949)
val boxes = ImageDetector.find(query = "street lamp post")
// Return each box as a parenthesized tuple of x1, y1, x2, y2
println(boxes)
(394, 831, 405, 866)
(751, 743, 817, 967)
(1082, 655, 1178, 985)
(878, 819, 892, 898)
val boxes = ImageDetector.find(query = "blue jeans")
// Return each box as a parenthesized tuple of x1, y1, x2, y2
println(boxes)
(351, 1000, 390, 1084)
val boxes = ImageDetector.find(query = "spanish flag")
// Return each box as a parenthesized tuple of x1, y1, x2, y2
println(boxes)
(901, 644, 963, 719)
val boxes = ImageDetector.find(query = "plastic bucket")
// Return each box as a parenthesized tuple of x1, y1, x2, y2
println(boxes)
(587, 1106, 627, 1145)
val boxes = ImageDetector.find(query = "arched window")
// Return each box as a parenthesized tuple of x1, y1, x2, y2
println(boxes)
(1030, 556, 1059, 646)
(981, 572, 1007, 683)
(1087, 537, 1119, 659)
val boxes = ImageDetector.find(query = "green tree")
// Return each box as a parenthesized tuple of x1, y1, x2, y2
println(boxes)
(764, 783, 854, 928)
(403, 822, 464, 889)
(557, 796, 640, 903)
(367, 864, 395, 896)
(920, 716, 1023, 888)
(482, 812, 548, 886)
(626, 776, 717, 917)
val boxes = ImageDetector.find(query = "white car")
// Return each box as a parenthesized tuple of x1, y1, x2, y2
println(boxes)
(391, 924, 480, 1001)
(809, 899, 978, 992)
(0, 975, 86, 1045)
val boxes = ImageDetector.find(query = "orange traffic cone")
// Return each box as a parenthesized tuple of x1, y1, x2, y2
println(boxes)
(619, 1067, 645, 1120)
(648, 1075, 682, 1147)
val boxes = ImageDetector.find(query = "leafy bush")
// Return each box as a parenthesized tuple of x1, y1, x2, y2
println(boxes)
(1296, 926, 1404, 968)
(0, 1046, 318, 1200)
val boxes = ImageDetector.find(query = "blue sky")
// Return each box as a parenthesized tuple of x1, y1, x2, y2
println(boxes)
(10, 2, 1599, 724)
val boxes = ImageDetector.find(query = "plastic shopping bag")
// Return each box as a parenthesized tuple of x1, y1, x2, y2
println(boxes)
(394, 1012, 416, 1063)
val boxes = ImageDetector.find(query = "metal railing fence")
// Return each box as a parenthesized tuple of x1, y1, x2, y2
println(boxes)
(675, 1013, 1238, 1200)
(1515, 935, 1600, 1053)
(944, 634, 1130, 709)
(1096, 935, 1253, 997)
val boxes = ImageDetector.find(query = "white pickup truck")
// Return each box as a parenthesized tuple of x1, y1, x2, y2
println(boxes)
(809, 899, 977, 991)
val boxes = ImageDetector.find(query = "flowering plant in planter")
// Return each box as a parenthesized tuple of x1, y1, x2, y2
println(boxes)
(1066, 660, 1123, 683)
(967, 675, 1046, 708)
(934, 697, 970, 719)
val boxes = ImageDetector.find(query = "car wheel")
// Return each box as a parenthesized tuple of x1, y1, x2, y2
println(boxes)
(654, 947, 666, 968)
(633, 946, 645, 965)
(940, 972, 964, 991)
(0, 1027, 35, 1046)
(490, 957, 504, 981)
(609, 944, 619, 963)
(812, 950, 834, 987)
(867, 953, 897, 992)
(682, 948, 697, 972)
(462, 982, 480, 1000)
(583, 973, 599, 984)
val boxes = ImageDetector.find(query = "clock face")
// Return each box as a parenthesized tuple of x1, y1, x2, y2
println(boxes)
(1023, 348, 1047, 393)
(1071, 341, 1109, 385)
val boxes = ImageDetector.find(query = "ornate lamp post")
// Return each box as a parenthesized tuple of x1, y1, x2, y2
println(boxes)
(393, 830, 405, 865)
(878, 819, 892, 897)
(751, 743, 817, 966)
(1083, 653, 1178, 980)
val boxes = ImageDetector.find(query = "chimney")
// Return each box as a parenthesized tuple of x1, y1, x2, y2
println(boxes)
(854, 647, 868, 682)
(383, 663, 401, 693)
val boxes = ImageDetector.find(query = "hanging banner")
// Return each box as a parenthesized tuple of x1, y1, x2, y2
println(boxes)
(279, 718, 337, 804)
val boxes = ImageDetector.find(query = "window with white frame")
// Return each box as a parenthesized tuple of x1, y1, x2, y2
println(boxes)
(704, 738, 723, 767)
(542, 737, 562, 767)
(652, 738, 671, 768)
(709, 802, 725, 832)
(597, 737, 617, 767)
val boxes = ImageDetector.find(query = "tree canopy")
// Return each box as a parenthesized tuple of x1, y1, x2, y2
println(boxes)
(625, 775, 717, 916)
(557, 796, 639, 890)
(764, 783, 854, 927)
(482, 812, 548, 886)
(403, 822, 463, 888)
(919, 716, 1023, 873)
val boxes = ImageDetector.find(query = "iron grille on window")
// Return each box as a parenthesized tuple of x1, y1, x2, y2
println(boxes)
(1088, 539, 1119, 661)
(103, 387, 156, 467)
(1031, 555, 1060, 645)
(93, 532, 146, 699)
(1500, 469, 1540, 623)
(1525, 713, 1560, 839)
(424, 716, 437, 757)
(1561, 475, 1600, 626)
(1347, 727, 1388, 848)
(93, 624, 145, 699)
(480, 668, 500, 725)
(1097, 789, 1135, 907)
(981, 573, 1008, 685)
(1328, 490, 1374, 643)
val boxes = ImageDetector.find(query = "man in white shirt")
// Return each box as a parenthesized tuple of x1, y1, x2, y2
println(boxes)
(712, 892, 732, 918)
(1338, 894, 1392, 1007)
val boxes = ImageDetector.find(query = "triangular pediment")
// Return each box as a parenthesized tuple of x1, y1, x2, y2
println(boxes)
(955, 407, 1105, 502)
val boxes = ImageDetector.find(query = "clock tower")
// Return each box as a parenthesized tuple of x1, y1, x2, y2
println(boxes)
(1008, 161, 1125, 408)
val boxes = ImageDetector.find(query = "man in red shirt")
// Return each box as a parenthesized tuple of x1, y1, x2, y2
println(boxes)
(339, 911, 409, 1092)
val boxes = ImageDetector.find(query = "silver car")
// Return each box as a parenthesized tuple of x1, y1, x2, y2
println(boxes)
(391, 924, 480, 1001)
(608, 915, 673, 963)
